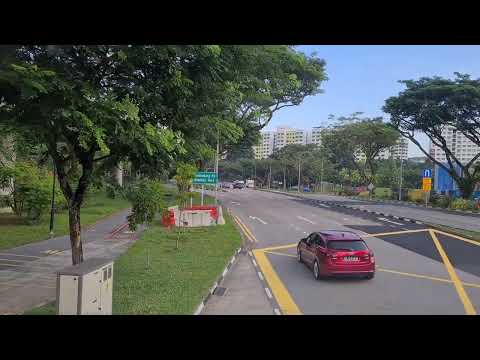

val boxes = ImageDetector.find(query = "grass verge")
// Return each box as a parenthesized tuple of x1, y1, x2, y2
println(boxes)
(427, 223, 480, 242)
(25, 194, 242, 315)
(0, 191, 130, 251)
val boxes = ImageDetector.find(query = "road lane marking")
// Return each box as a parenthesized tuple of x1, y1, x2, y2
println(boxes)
(377, 217, 405, 226)
(0, 253, 41, 259)
(432, 229, 480, 247)
(318, 203, 330, 208)
(252, 259, 258, 267)
(297, 216, 315, 224)
(265, 287, 273, 299)
(429, 229, 476, 315)
(253, 249, 301, 315)
(377, 267, 480, 289)
(274, 308, 281, 315)
(233, 215, 257, 243)
(260, 243, 298, 252)
(363, 229, 429, 237)
(264, 251, 297, 258)
(258, 271, 264, 281)
(249, 216, 268, 225)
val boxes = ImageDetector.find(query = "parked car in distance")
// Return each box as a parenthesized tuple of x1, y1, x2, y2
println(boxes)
(233, 182, 244, 189)
(221, 182, 233, 189)
(297, 230, 375, 280)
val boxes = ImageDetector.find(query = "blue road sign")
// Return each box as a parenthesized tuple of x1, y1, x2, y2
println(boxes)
(423, 169, 432, 178)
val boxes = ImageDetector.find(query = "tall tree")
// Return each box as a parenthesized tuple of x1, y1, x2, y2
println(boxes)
(384, 73, 480, 198)
(322, 115, 399, 185)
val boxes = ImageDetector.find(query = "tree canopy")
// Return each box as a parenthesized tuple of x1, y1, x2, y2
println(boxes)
(0, 45, 326, 264)
(384, 73, 480, 198)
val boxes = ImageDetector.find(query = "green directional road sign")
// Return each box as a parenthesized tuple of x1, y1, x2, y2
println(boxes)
(193, 171, 218, 185)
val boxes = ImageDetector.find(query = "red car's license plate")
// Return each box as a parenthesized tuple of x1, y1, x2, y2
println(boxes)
(343, 256, 359, 262)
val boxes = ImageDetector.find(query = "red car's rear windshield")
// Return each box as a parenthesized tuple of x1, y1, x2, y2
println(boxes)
(327, 240, 367, 251)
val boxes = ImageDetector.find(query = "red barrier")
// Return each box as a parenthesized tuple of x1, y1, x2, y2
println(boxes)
(183, 206, 218, 220)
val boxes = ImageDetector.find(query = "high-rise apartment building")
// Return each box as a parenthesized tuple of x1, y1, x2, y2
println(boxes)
(253, 131, 275, 160)
(429, 126, 480, 165)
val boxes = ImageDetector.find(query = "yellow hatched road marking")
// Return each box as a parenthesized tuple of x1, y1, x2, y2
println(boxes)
(429, 229, 476, 315)
(253, 249, 302, 315)
(363, 229, 429, 237)
(432, 229, 480, 247)
(264, 251, 297, 258)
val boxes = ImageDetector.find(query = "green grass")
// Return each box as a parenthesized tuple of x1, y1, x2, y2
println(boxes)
(24, 303, 56, 315)
(427, 223, 480, 242)
(0, 191, 130, 251)
(112, 211, 241, 314)
(25, 194, 242, 315)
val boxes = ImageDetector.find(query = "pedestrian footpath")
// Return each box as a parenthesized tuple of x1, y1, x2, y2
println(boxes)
(0, 208, 140, 315)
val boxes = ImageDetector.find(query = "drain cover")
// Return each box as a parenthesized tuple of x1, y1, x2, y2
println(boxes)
(213, 287, 229, 296)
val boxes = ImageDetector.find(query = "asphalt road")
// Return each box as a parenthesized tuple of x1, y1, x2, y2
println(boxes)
(299, 192, 480, 232)
(216, 188, 480, 315)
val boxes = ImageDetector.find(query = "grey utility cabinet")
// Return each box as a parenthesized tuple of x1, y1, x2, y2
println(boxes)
(56, 258, 114, 315)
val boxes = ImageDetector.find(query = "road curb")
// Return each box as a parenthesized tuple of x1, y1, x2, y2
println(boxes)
(248, 250, 282, 315)
(193, 247, 242, 315)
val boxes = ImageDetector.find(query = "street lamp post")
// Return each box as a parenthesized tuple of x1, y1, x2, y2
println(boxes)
(297, 158, 301, 193)
(320, 156, 324, 193)
(49, 163, 56, 236)
(398, 157, 403, 201)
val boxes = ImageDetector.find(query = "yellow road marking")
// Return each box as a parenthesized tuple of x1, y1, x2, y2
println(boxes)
(363, 229, 429, 237)
(233, 216, 255, 242)
(241, 217, 260, 243)
(432, 229, 480, 247)
(260, 243, 298, 252)
(263, 246, 480, 290)
(264, 251, 297, 258)
(253, 249, 302, 315)
(429, 229, 476, 315)
(377, 267, 480, 289)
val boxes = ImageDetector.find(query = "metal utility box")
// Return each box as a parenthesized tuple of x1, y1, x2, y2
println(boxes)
(56, 258, 114, 315)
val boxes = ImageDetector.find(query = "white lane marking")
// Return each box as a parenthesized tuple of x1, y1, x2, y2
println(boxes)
(297, 216, 316, 224)
(265, 287, 273, 299)
(222, 268, 228, 277)
(249, 251, 253, 257)
(377, 217, 405, 226)
(258, 271, 264, 281)
(303, 231, 308, 234)
(231, 201, 241, 205)
(402, 227, 411, 230)
(343, 218, 349, 221)
(252, 259, 258, 267)
(274, 308, 281, 315)
(249, 216, 268, 225)
(318, 203, 330, 208)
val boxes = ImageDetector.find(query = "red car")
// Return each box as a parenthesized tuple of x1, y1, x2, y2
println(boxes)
(297, 230, 375, 280)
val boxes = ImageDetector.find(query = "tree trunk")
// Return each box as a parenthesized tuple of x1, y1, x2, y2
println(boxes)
(457, 178, 476, 199)
(69, 202, 83, 265)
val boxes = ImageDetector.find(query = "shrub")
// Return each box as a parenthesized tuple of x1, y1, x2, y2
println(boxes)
(450, 198, 477, 211)
(431, 194, 451, 208)
(374, 187, 392, 199)
(0, 161, 64, 223)
(358, 191, 370, 199)
(408, 189, 425, 203)
(125, 179, 167, 230)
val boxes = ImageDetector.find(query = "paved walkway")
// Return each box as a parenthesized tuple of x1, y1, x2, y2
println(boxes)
(0, 208, 140, 315)
(201, 252, 274, 315)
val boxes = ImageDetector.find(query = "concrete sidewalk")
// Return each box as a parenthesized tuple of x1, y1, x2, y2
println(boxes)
(0, 208, 141, 315)
(201, 252, 274, 315)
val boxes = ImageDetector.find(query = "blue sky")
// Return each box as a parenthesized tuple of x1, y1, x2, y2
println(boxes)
(266, 45, 480, 157)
